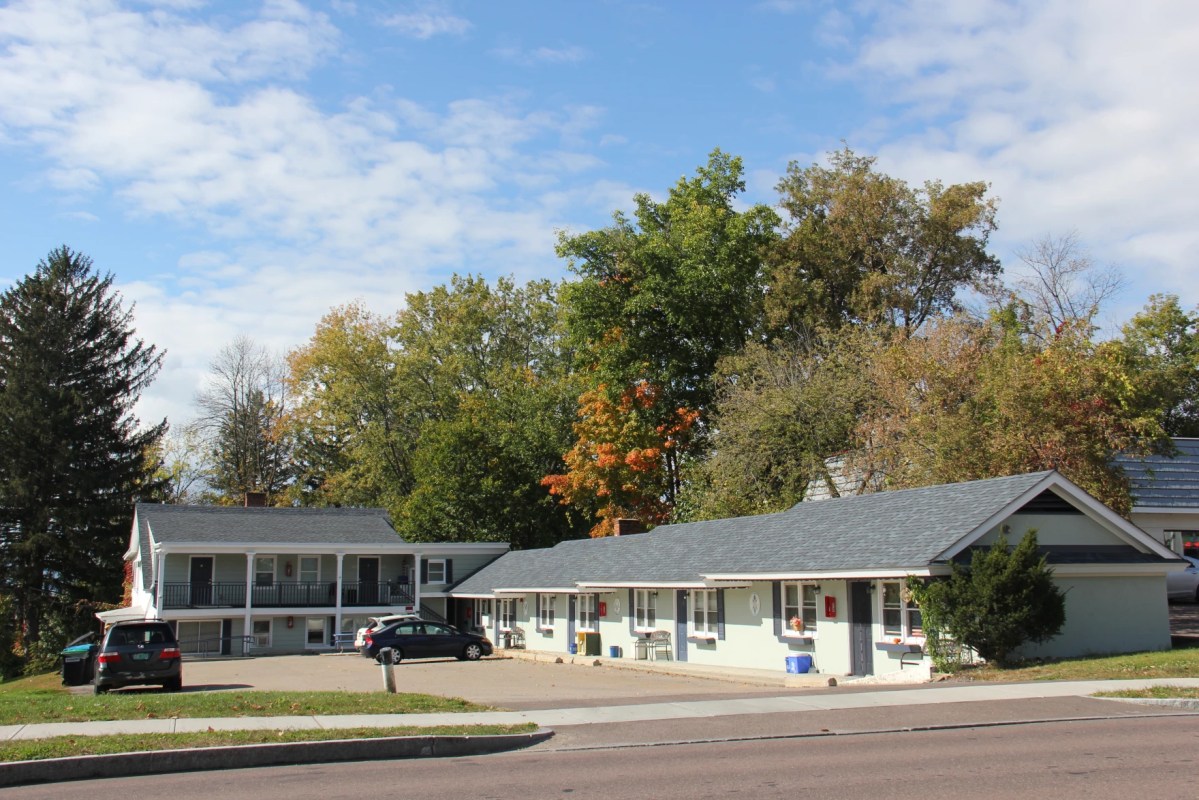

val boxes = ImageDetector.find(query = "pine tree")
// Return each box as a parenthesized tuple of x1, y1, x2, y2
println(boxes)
(0, 246, 165, 655)
(918, 529, 1066, 665)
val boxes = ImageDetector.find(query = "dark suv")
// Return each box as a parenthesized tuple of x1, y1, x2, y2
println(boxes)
(94, 620, 183, 694)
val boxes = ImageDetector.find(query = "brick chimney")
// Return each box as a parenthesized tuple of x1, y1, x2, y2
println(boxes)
(612, 518, 643, 537)
(244, 491, 267, 508)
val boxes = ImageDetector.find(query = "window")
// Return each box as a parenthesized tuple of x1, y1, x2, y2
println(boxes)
(539, 595, 556, 629)
(881, 581, 923, 638)
(255, 556, 275, 586)
(299, 556, 319, 583)
(782, 582, 819, 635)
(499, 598, 515, 631)
(634, 589, 656, 631)
(305, 617, 327, 646)
(425, 559, 447, 584)
(177, 620, 222, 655)
(252, 619, 271, 648)
(577, 594, 597, 631)
(691, 590, 718, 637)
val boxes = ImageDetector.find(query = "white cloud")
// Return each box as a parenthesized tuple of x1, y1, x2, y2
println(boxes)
(843, 0, 1199, 309)
(492, 43, 588, 66)
(381, 2, 470, 39)
(0, 0, 609, 426)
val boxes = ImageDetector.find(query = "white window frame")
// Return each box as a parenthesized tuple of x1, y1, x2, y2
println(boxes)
(539, 594, 556, 629)
(255, 555, 276, 586)
(634, 589, 657, 632)
(298, 556, 320, 583)
(782, 582, 819, 637)
(880, 581, 923, 640)
(577, 593, 597, 632)
(499, 598, 516, 631)
(691, 589, 718, 637)
(425, 558, 447, 585)
(472, 598, 492, 631)
(305, 616, 327, 648)
(251, 619, 272, 648)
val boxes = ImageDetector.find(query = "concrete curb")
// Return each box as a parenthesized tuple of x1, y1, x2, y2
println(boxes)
(0, 729, 554, 788)
(1104, 697, 1199, 711)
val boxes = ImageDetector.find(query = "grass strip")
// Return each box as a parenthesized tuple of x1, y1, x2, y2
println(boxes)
(951, 644, 1199, 682)
(1092, 686, 1199, 700)
(0, 723, 537, 763)
(0, 685, 492, 725)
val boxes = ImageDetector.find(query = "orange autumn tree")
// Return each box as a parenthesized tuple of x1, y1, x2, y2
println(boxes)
(543, 381, 699, 537)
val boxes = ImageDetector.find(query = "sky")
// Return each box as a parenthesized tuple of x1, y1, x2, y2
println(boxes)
(0, 0, 1196, 429)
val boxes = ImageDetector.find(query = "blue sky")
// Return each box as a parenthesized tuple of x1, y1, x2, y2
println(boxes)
(1, 0, 1196, 427)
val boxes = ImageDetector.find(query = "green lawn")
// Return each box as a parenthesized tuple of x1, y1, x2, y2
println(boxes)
(952, 643, 1199, 682)
(0, 724, 538, 763)
(0, 671, 494, 725)
(1093, 686, 1199, 700)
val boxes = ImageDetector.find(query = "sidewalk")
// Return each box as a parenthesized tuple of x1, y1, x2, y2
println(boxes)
(6, 677, 1199, 741)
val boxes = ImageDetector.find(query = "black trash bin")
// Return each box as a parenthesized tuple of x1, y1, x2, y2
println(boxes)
(59, 632, 98, 687)
(60, 643, 96, 686)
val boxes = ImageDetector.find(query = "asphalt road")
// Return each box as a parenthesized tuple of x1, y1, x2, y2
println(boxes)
(6, 715, 1197, 799)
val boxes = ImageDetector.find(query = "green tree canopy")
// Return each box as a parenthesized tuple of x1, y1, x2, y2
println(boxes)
(554, 150, 779, 525)
(0, 246, 164, 660)
(1119, 294, 1199, 437)
(766, 147, 1000, 339)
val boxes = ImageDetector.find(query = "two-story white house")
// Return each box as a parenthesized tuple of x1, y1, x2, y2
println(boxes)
(114, 502, 508, 655)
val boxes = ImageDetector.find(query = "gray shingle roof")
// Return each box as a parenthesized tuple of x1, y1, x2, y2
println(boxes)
(1114, 438, 1199, 509)
(453, 471, 1096, 594)
(136, 503, 402, 546)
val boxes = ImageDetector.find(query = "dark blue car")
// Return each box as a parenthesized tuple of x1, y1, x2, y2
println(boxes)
(361, 620, 492, 664)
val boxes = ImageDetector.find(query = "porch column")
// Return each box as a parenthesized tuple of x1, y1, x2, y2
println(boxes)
(154, 547, 165, 614)
(244, 552, 255, 643)
(334, 552, 345, 636)
(413, 552, 423, 614)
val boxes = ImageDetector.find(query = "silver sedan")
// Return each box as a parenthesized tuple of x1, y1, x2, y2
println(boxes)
(1167, 555, 1199, 602)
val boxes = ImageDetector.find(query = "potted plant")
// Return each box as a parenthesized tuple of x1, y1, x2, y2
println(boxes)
(789, 616, 804, 633)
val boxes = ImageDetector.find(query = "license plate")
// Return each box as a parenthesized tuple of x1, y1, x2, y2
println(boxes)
(132, 652, 151, 661)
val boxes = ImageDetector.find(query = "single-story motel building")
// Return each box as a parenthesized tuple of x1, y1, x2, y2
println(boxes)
(450, 470, 1184, 678)
(105, 470, 1185, 679)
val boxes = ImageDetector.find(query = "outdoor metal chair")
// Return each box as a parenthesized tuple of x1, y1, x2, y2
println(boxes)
(650, 630, 672, 660)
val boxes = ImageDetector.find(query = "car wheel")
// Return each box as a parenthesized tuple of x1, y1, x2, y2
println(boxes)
(93, 683, 109, 695)
(164, 677, 182, 692)
(390, 648, 403, 665)
(463, 643, 483, 661)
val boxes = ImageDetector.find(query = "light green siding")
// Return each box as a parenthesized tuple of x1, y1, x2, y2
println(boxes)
(977, 512, 1132, 548)
(1016, 574, 1170, 658)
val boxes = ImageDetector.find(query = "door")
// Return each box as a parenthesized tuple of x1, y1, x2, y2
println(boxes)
(850, 581, 874, 676)
(190, 557, 213, 606)
(358, 557, 379, 604)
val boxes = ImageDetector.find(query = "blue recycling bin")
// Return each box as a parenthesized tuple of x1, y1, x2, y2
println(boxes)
(568, 642, 578, 654)
(608, 645, 622, 658)
(785, 654, 813, 674)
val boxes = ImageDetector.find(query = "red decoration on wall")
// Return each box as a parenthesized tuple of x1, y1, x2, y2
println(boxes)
(824, 596, 837, 619)
(598, 601, 608, 617)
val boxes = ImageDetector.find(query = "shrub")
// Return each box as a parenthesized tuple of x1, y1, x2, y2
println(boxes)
(912, 528, 1065, 666)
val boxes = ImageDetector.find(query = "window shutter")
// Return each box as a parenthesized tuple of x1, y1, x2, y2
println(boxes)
(420, 559, 427, 584)
(445, 559, 453, 584)
(771, 581, 782, 637)
(628, 589, 635, 634)
(717, 590, 726, 640)
(535, 593, 542, 632)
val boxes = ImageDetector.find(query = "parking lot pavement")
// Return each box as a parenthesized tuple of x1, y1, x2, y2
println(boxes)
(179, 654, 801, 709)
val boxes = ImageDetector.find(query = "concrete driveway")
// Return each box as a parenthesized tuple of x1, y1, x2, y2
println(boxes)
(179, 653, 793, 709)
